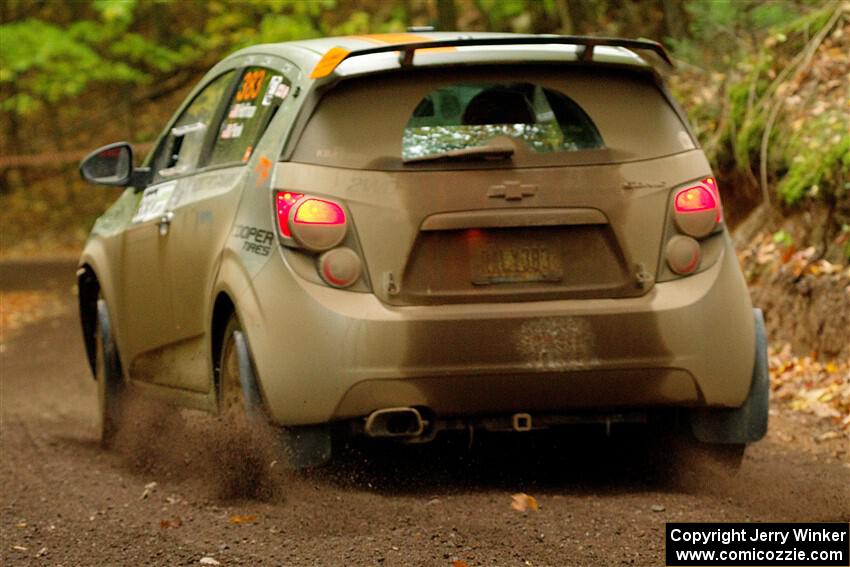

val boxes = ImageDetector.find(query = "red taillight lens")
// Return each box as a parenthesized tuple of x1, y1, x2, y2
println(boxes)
(673, 179, 722, 238)
(275, 191, 304, 238)
(675, 185, 716, 213)
(287, 196, 348, 251)
(294, 198, 345, 225)
(702, 177, 723, 223)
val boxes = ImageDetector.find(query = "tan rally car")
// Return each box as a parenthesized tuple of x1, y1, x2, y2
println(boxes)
(78, 32, 768, 466)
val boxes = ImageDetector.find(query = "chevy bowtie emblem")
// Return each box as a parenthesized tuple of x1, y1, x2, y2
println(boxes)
(487, 181, 537, 201)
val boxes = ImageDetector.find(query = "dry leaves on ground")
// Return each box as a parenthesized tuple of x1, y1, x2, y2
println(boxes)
(738, 232, 850, 285)
(770, 343, 850, 437)
(0, 290, 68, 342)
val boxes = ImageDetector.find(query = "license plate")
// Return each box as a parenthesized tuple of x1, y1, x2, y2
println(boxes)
(472, 243, 563, 285)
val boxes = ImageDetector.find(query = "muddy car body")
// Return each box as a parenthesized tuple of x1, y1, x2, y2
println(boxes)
(77, 32, 768, 465)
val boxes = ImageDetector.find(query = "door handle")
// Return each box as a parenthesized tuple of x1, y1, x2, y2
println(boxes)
(158, 211, 174, 236)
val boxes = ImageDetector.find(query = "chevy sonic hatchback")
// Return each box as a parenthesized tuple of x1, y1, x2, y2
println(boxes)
(77, 32, 768, 467)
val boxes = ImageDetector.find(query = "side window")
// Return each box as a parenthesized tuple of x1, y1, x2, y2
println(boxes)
(208, 67, 291, 166)
(152, 71, 235, 182)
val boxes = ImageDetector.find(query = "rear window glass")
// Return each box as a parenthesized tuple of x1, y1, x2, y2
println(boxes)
(402, 83, 603, 161)
(291, 66, 695, 170)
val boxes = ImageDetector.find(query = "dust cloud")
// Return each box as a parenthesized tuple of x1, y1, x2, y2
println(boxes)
(110, 396, 288, 501)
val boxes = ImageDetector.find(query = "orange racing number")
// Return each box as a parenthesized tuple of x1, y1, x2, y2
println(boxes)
(236, 70, 266, 102)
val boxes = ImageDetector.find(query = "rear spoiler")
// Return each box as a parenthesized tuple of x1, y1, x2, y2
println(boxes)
(310, 36, 673, 79)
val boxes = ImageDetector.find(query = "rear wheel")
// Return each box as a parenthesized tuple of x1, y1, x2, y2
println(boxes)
(216, 312, 333, 468)
(95, 298, 125, 448)
(217, 314, 255, 425)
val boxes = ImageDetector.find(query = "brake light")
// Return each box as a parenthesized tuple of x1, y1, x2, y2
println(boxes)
(287, 196, 348, 251)
(673, 179, 722, 238)
(294, 198, 345, 225)
(275, 191, 304, 238)
(675, 186, 716, 213)
(702, 177, 723, 223)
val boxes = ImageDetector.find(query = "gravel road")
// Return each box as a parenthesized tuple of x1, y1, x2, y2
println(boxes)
(1, 260, 847, 566)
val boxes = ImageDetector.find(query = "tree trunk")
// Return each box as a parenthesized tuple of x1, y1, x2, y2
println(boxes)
(554, 0, 574, 34)
(566, 0, 585, 35)
(661, 0, 687, 39)
(436, 0, 457, 31)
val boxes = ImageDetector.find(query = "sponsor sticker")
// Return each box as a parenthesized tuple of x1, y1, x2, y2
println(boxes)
(220, 121, 244, 140)
(132, 181, 177, 224)
(263, 75, 283, 106)
(228, 103, 257, 119)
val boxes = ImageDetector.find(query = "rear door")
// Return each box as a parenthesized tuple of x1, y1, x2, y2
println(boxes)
(159, 62, 295, 391)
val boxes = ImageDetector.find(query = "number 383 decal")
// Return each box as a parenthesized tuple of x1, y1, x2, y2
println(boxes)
(236, 70, 267, 102)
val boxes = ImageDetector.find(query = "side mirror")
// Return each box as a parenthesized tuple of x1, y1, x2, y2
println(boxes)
(79, 142, 150, 187)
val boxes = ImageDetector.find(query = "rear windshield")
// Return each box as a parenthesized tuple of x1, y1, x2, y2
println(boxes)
(403, 83, 603, 160)
(291, 66, 695, 170)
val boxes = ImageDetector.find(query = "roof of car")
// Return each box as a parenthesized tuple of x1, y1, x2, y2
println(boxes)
(230, 32, 661, 80)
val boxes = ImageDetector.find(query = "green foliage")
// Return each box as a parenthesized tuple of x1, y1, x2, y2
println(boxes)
(670, 0, 847, 222)
(778, 135, 850, 205)
(0, 3, 200, 116)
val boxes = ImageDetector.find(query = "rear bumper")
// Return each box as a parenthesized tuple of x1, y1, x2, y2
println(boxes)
(243, 240, 755, 425)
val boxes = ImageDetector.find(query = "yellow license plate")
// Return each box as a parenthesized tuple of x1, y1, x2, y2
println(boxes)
(472, 244, 563, 285)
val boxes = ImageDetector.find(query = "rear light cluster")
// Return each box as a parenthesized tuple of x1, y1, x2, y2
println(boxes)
(275, 191, 362, 288)
(666, 177, 723, 276)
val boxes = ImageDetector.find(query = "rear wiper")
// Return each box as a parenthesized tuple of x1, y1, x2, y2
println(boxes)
(403, 144, 515, 164)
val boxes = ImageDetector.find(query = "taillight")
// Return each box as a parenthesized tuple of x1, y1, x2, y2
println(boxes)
(673, 178, 722, 238)
(288, 196, 348, 251)
(675, 186, 716, 213)
(293, 198, 345, 225)
(318, 247, 362, 288)
(275, 191, 304, 238)
(666, 235, 701, 275)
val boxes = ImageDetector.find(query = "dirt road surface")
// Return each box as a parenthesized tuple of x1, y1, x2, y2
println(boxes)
(1, 260, 848, 566)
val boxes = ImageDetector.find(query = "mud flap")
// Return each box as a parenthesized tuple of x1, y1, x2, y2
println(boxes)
(690, 308, 769, 444)
(232, 331, 332, 468)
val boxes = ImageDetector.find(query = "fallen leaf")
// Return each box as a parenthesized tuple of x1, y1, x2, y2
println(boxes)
(229, 514, 258, 525)
(816, 431, 841, 442)
(651, 504, 665, 512)
(35, 547, 48, 558)
(160, 518, 182, 529)
(12, 545, 27, 552)
(199, 558, 220, 566)
(141, 481, 157, 500)
(452, 560, 470, 567)
(510, 493, 539, 513)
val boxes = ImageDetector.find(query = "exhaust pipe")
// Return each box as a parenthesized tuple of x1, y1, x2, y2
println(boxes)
(364, 407, 425, 438)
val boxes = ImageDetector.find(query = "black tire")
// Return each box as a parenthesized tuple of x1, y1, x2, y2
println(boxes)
(96, 298, 125, 448)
